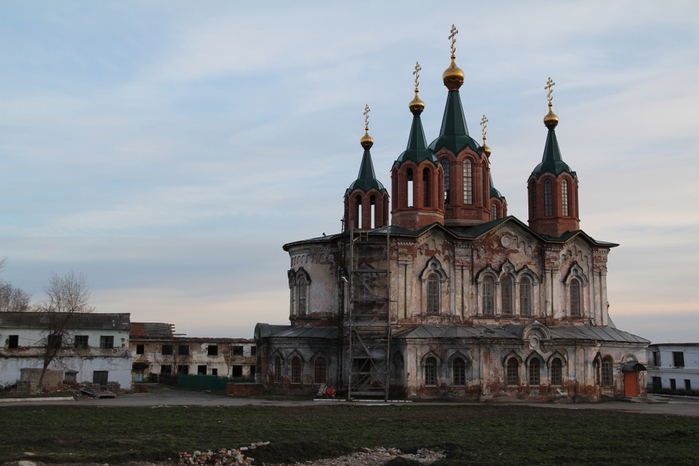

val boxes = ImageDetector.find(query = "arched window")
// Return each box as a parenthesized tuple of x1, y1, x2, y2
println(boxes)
(442, 159, 450, 204)
(529, 358, 541, 386)
(506, 358, 519, 386)
(501, 276, 513, 315)
(407, 168, 414, 207)
(290, 281, 297, 316)
(544, 179, 553, 216)
(297, 276, 308, 315)
(570, 278, 581, 317)
(483, 276, 494, 314)
(423, 168, 431, 207)
(291, 356, 302, 384)
(551, 358, 562, 386)
(314, 357, 327, 384)
(425, 357, 437, 386)
(355, 194, 363, 229)
(427, 273, 439, 313)
(491, 203, 498, 221)
(562, 180, 569, 216)
(531, 181, 537, 217)
(520, 277, 532, 316)
(463, 161, 472, 204)
(602, 357, 614, 387)
(453, 358, 466, 386)
(273, 356, 282, 384)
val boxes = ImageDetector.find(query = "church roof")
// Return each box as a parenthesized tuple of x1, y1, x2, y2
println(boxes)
(530, 119, 576, 178)
(347, 148, 386, 193)
(489, 174, 506, 201)
(395, 323, 649, 344)
(428, 90, 481, 156)
(394, 110, 439, 167)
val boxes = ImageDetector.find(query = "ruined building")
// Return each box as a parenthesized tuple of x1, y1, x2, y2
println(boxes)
(255, 31, 649, 401)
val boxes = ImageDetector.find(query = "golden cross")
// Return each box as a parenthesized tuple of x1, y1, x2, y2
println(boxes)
(413, 62, 421, 91)
(364, 104, 370, 131)
(480, 114, 488, 141)
(545, 77, 555, 104)
(449, 24, 458, 56)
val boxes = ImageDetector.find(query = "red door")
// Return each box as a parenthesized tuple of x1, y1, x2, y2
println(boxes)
(624, 371, 638, 397)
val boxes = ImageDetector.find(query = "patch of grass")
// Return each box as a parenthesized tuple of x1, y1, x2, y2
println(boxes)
(0, 405, 697, 465)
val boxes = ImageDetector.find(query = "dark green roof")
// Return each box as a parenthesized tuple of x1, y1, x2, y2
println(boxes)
(395, 112, 439, 167)
(347, 148, 386, 193)
(531, 127, 576, 178)
(490, 174, 506, 201)
(429, 90, 481, 155)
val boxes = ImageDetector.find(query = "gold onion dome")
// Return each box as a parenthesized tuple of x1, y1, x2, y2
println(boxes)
(409, 90, 425, 114)
(482, 141, 491, 157)
(360, 129, 374, 149)
(443, 56, 464, 91)
(544, 103, 559, 128)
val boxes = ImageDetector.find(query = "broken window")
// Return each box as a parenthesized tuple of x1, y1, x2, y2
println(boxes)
(232, 365, 243, 377)
(197, 365, 207, 375)
(506, 358, 519, 386)
(652, 351, 660, 366)
(528, 358, 540, 386)
(314, 357, 327, 384)
(251, 346, 257, 356)
(93, 370, 108, 387)
(424, 357, 437, 386)
(207, 345, 218, 356)
(570, 278, 581, 317)
(520, 278, 532, 316)
(673, 351, 685, 368)
(233, 346, 243, 356)
(74, 335, 89, 349)
(453, 358, 466, 386)
(501, 276, 513, 315)
(162, 344, 173, 355)
(178, 345, 189, 356)
(178, 365, 189, 375)
(64, 371, 77, 382)
(670, 378, 676, 391)
(291, 357, 301, 384)
(685, 380, 692, 392)
(100, 336, 114, 349)
(483, 277, 494, 314)
(8, 335, 19, 349)
(211, 368, 218, 376)
(550, 358, 562, 386)
(273, 356, 282, 384)
(601, 357, 614, 387)
(426, 274, 439, 313)
(250, 365, 256, 378)
(47, 334, 62, 350)
(160, 365, 172, 376)
(136, 344, 144, 355)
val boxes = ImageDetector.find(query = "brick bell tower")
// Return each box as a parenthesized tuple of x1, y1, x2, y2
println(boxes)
(391, 62, 445, 230)
(343, 105, 390, 232)
(528, 78, 580, 237)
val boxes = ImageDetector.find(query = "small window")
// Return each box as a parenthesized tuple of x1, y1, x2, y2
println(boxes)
(529, 358, 541, 386)
(602, 358, 614, 387)
(100, 336, 114, 350)
(93, 370, 108, 387)
(160, 365, 172, 376)
(136, 344, 144, 355)
(8, 335, 19, 349)
(232, 365, 243, 377)
(178, 345, 189, 356)
(670, 379, 677, 391)
(47, 334, 62, 349)
(208, 345, 218, 356)
(291, 357, 301, 384)
(178, 365, 189, 375)
(75, 335, 89, 349)
(211, 368, 218, 376)
(673, 351, 685, 368)
(251, 346, 257, 356)
(64, 371, 77, 382)
(453, 358, 466, 386)
(197, 365, 207, 375)
(507, 358, 519, 386)
(233, 346, 243, 356)
(425, 357, 437, 386)
(314, 357, 327, 384)
(162, 344, 173, 355)
(551, 358, 562, 386)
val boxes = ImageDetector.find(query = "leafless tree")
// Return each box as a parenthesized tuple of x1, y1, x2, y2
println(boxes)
(34, 271, 94, 392)
(0, 259, 32, 312)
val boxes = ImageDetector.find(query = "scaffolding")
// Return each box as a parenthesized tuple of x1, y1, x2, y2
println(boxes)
(346, 225, 391, 400)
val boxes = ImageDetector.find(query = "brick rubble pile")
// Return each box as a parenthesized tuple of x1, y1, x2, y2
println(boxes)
(179, 442, 270, 466)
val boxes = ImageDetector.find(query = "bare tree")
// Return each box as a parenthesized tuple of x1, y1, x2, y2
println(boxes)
(0, 259, 32, 312)
(34, 271, 94, 392)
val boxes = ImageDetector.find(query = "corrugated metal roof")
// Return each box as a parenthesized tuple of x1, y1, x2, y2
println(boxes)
(0, 312, 130, 331)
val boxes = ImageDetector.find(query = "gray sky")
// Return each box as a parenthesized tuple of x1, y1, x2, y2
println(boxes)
(2, 1, 698, 343)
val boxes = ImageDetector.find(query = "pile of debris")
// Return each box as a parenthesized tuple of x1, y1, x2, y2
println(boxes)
(178, 442, 270, 466)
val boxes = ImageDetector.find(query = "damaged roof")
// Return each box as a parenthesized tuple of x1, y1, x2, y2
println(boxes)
(0, 312, 130, 331)
(130, 322, 175, 339)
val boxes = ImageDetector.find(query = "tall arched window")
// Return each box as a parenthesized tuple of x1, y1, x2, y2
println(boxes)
(507, 358, 519, 386)
(427, 273, 439, 313)
(602, 357, 614, 387)
(314, 357, 327, 384)
(442, 159, 450, 204)
(355, 194, 363, 229)
(297, 276, 308, 315)
(463, 161, 472, 204)
(562, 180, 569, 216)
(491, 203, 498, 221)
(483, 276, 494, 314)
(520, 277, 532, 316)
(453, 358, 466, 386)
(406, 168, 414, 207)
(425, 357, 437, 386)
(529, 358, 541, 386)
(291, 357, 302, 384)
(423, 168, 431, 207)
(290, 281, 297, 316)
(551, 358, 562, 386)
(273, 356, 282, 384)
(501, 276, 513, 315)
(531, 181, 537, 217)
(544, 179, 553, 216)
(570, 278, 581, 317)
